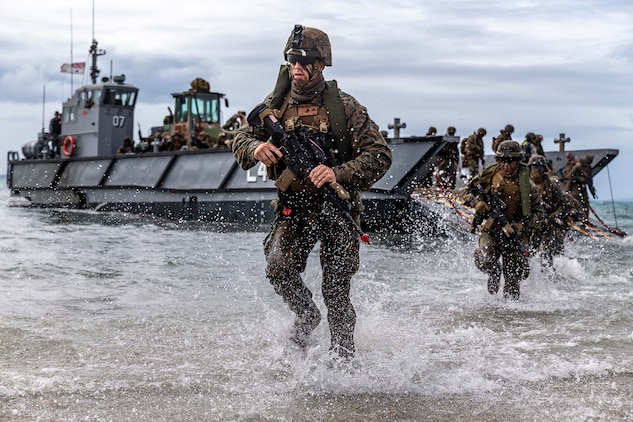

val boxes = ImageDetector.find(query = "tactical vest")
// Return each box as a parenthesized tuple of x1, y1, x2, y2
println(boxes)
(479, 163, 532, 217)
(268, 65, 351, 163)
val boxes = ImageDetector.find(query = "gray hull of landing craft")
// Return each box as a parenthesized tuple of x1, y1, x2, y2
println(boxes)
(6, 137, 619, 233)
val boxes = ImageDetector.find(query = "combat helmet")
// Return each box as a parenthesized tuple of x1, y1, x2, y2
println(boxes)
(284, 24, 332, 66)
(527, 154, 547, 168)
(504, 124, 515, 134)
(495, 140, 522, 159)
(477, 127, 487, 137)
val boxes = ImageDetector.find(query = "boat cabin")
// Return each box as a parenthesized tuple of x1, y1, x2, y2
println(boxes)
(59, 74, 138, 158)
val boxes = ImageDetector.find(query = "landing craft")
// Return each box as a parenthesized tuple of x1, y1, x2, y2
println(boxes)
(5, 39, 623, 236)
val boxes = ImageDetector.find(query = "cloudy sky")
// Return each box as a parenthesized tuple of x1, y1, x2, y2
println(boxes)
(2, 0, 633, 200)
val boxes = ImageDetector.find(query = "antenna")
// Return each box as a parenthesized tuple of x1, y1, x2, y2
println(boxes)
(41, 85, 46, 133)
(69, 9, 74, 93)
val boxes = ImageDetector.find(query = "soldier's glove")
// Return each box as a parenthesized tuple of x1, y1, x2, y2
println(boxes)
(502, 224, 515, 237)
(502, 222, 523, 237)
(474, 201, 490, 214)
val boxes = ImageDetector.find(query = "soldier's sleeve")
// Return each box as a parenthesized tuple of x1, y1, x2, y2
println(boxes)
(231, 94, 275, 170)
(529, 180, 545, 218)
(231, 125, 269, 170)
(332, 91, 392, 191)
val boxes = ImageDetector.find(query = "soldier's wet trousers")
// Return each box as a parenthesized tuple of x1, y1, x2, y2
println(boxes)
(264, 212, 359, 356)
(475, 230, 529, 299)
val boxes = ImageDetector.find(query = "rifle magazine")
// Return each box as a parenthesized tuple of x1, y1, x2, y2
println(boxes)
(274, 168, 295, 192)
(330, 182, 351, 200)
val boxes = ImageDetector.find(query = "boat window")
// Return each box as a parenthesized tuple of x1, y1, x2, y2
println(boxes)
(102, 88, 137, 108)
(123, 90, 137, 107)
(65, 106, 77, 123)
(91, 89, 102, 105)
(84, 89, 101, 108)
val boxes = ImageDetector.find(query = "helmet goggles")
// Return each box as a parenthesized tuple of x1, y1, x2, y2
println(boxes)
(497, 156, 520, 164)
(286, 53, 316, 66)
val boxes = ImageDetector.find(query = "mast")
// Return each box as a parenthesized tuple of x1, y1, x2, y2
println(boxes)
(89, 0, 106, 84)
(88, 39, 106, 84)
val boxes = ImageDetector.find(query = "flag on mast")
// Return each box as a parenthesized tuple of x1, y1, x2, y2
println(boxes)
(60, 62, 86, 74)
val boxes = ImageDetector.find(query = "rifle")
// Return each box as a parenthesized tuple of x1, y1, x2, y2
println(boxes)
(247, 103, 370, 244)
(470, 182, 529, 257)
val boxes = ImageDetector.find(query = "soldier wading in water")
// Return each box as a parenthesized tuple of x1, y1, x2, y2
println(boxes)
(468, 140, 542, 300)
(232, 25, 392, 360)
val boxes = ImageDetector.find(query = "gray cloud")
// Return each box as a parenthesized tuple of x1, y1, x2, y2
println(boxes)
(1, 0, 632, 200)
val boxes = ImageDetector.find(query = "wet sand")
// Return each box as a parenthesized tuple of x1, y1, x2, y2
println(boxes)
(3, 372, 632, 421)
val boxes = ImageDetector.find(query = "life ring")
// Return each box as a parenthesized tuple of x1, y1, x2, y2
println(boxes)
(62, 136, 76, 157)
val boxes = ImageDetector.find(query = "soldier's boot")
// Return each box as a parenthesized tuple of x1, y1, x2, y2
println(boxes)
(329, 307, 356, 361)
(330, 332, 355, 360)
(487, 266, 501, 294)
(289, 301, 321, 349)
(475, 250, 500, 294)
(487, 274, 500, 294)
(276, 279, 321, 349)
(503, 279, 520, 300)
(328, 329, 357, 373)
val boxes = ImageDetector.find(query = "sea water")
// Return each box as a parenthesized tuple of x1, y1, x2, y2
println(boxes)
(1, 181, 632, 421)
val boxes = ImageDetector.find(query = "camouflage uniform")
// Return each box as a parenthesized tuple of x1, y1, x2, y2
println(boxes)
(192, 131, 211, 149)
(117, 137, 135, 154)
(460, 128, 486, 180)
(468, 141, 542, 300)
(528, 155, 575, 266)
(491, 124, 514, 153)
(164, 132, 185, 151)
(564, 155, 596, 220)
(232, 25, 392, 358)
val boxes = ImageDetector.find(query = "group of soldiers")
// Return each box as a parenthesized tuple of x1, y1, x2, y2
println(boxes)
(117, 130, 231, 154)
(428, 124, 598, 300)
(116, 111, 247, 155)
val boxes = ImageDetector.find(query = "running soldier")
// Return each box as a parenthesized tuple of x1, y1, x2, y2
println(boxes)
(232, 25, 392, 360)
(528, 155, 575, 266)
(468, 140, 542, 300)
